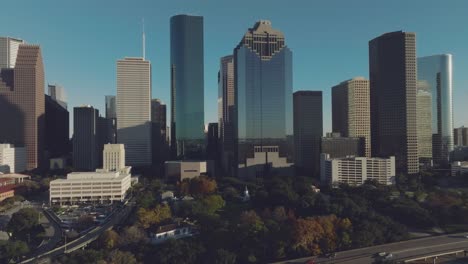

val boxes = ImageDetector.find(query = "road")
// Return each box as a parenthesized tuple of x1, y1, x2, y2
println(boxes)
(20, 201, 135, 263)
(274, 232, 468, 264)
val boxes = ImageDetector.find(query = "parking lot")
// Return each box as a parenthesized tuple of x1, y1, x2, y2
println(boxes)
(52, 203, 117, 233)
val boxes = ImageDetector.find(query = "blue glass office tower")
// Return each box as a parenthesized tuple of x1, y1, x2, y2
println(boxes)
(418, 54, 454, 166)
(170, 15, 204, 159)
(234, 20, 293, 178)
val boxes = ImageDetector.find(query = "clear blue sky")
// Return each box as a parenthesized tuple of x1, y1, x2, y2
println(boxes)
(2, 0, 467, 134)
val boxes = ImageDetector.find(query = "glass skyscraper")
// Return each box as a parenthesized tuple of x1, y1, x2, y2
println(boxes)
(170, 15, 205, 159)
(234, 20, 293, 178)
(418, 54, 454, 166)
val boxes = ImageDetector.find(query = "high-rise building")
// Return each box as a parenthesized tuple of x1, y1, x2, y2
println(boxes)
(103, 144, 125, 172)
(116, 57, 152, 166)
(218, 55, 235, 174)
(416, 85, 432, 163)
(0, 37, 24, 69)
(0, 44, 45, 170)
(0, 144, 26, 173)
(170, 14, 205, 159)
(293, 91, 323, 176)
(48, 83, 67, 109)
(369, 31, 419, 174)
(234, 20, 293, 178)
(454, 126, 468, 147)
(105, 95, 117, 119)
(73, 106, 99, 171)
(151, 99, 169, 166)
(45, 95, 70, 158)
(321, 133, 365, 159)
(418, 54, 454, 167)
(206, 123, 219, 162)
(332, 77, 371, 157)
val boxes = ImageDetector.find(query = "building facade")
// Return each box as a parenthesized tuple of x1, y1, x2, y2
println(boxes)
(369, 31, 419, 174)
(332, 77, 371, 157)
(0, 44, 45, 170)
(0, 144, 26, 173)
(418, 55, 454, 167)
(105, 95, 117, 119)
(416, 86, 433, 164)
(0, 37, 24, 69)
(45, 95, 70, 158)
(103, 144, 125, 172)
(234, 20, 293, 178)
(48, 83, 67, 109)
(454, 126, 468, 147)
(321, 133, 365, 158)
(116, 57, 152, 166)
(73, 106, 99, 171)
(320, 154, 395, 186)
(165, 161, 208, 181)
(293, 91, 323, 176)
(170, 15, 205, 159)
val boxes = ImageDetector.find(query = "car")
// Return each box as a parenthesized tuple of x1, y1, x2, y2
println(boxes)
(465, 234, 468, 238)
(375, 252, 387, 257)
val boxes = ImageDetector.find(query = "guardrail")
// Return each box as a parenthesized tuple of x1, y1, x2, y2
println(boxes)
(403, 249, 468, 263)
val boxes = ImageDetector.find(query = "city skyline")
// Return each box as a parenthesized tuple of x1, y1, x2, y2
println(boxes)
(1, 0, 467, 136)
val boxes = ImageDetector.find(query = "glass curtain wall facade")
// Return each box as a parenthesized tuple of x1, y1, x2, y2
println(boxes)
(418, 54, 454, 166)
(170, 15, 205, 159)
(234, 20, 293, 179)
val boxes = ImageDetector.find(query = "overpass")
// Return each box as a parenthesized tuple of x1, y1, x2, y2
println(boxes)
(273, 232, 468, 264)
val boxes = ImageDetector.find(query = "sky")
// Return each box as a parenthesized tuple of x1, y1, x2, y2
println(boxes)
(1, 0, 467, 134)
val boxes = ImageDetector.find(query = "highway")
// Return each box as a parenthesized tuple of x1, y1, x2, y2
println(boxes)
(274, 232, 468, 264)
(20, 201, 135, 263)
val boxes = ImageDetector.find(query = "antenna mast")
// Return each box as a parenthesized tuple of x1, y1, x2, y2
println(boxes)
(142, 18, 146, 59)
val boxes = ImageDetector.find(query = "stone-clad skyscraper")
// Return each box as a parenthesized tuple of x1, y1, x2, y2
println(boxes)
(332, 77, 371, 157)
(369, 31, 419, 174)
(170, 15, 205, 159)
(234, 20, 293, 178)
(116, 57, 152, 166)
(0, 44, 45, 170)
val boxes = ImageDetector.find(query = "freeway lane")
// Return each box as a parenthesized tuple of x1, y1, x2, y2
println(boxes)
(275, 232, 468, 264)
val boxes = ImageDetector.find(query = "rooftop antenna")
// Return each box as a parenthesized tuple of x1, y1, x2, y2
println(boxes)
(142, 18, 146, 59)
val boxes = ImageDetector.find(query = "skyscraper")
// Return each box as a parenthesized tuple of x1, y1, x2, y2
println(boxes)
(116, 57, 152, 166)
(0, 37, 24, 69)
(45, 95, 70, 158)
(234, 20, 293, 178)
(218, 55, 235, 173)
(151, 99, 169, 166)
(418, 54, 454, 167)
(294, 91, 322, 176)
(170, 14, 205, 159)
(0, 44, 45, 170)
(48, 83, 67, 109)
(454, 126, 468, 147)
(105, 95, 116, 119)
(369, 31, 419, 174)
(73, 106, 98, 171)
(332, 77, 371, 157)
(416, 83, 432, 164)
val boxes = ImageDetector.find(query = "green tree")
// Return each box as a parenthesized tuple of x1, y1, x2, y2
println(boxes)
(200, 195, 225, 215)
(0, 240, 29, 263)
(98, 229, 120, 249)
(213, 249, 237, 264)
(7, 208, 40, 234)
(137, 204, 172, 229)
(108, 249, 137, 264)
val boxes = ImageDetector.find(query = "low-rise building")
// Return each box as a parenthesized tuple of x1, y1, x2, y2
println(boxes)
(149, 222, 195, 244)
(452, 161, 468, 177)
(165, 161, 211, 181)
(0, 144, 26, 173)
(0, 178, 16, 202)
(320, 154, 395, 186)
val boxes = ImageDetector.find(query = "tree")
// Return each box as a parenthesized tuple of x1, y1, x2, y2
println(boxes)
(200, 195, 225, 215)
(120, 225, 147, 246)
(98, 230, 120, 250)
(137, 204, 172, 229)
(149, 239, 205, 264)
(213, 249, 237, 264)
(0, 240, 29, 263)
(7, 208, 40, 234)
(108, 249, 137, 264)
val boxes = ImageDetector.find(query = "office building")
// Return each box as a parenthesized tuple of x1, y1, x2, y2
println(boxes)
(418, 55, 454, 166)
(321, 133, 365, 158)
(293, 91, 323, 176)
(105, 95, 117, 119)
(103, 144, 125, 172)
(321, 154, 395, 186)
(206, 123, 219, 162)
(0, 37, 24, 68)
(73, 106, 99, 171)
(218, 55, 235, 173)
(369, 31, 419, 174)
(0, 144, 26, 173)
(48, 83, 67, 109)
(454, 126, 468, 146)
(50, 144, 131, 205)
(452, 161, 468, 177)
(0, 44, 45, 170)
(165, 161, 210, 181)
(116, 57, 152, 166)
(170, 15, 205, 158)
(416, 85, 432, 164)
(451, 146, 468, 162)
(234, 20, 293, 178)
(332, 77, 371, 157)
(151, 99, 169, 166)
(45, 95, 70, 158)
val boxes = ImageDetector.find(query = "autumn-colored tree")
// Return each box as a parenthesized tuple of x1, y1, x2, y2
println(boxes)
(107, 249, 137, 264)
(292, 218, 324, 255)
(98, 230, 120, 250)
(137, 204, 172, 229)
(240, 210, 266, 234)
